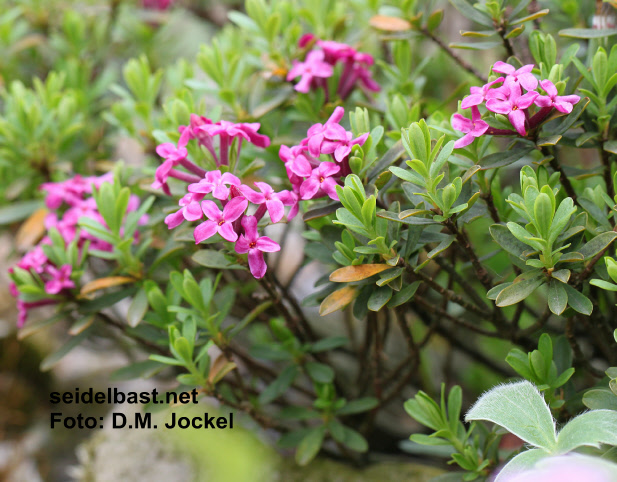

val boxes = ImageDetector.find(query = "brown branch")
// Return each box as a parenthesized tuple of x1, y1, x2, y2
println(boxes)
(420, 28, 488, 84)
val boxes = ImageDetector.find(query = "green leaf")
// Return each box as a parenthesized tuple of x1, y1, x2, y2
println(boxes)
(337, 397, 378, 415)
(448, 0, 493, 27)
(40, 327, 94, 371)
(367, 286, 392, 311)
(192, 250, 244, 269)
(387, 281, 421, 307)
(490, 224, 529, 257)
(377, 211, 436, 225)
(496, 278, 544, 307)
(583, 389, 617, 411)
(259, 365, 298, 404)
(547, 280, 567, 315)
(556, 410, 617, 453)
(295, 426, 326, 466)
(563, 284, 593, 315)
(559, 28, 617, 39)
(305, 362, 335, 383)
(579, 232, 617, 260)
(465, 380, 557, 451)
(0, 200, 42, 225)
(331, 424, 369, 452)
(110, 360, 162, 381)
(589, 279, 617, 291)
(127, 288, 149, 328)
(310, 336, 348, 352)
(479, 148, 534, 170)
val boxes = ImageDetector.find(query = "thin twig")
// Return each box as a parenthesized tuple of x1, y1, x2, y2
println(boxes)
(420, 28, 488, 83)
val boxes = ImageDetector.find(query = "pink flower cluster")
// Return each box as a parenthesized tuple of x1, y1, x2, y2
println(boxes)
(279, 106, 368, 202)
(155, 115, 291, 279)
(9, 174, 146, 326)
(452, 61, 581, 149)
(141, 0, 174, 10)
(287, 35, 380, 100)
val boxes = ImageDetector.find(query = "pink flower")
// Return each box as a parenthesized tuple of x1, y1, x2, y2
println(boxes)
(188, 170, 242, 201)
(298, 33, 316, 48)
(279, 145, 313, 177)
(486, 83, 538, 136)
(461, 77, 505, 109)
(194, 197, 248, 244)
(317, 40, 356, 63)
(287, 50, 334, 93)
(351, 53, 380, 92)
(142, 0, 173, 10)
(300, 162, 340, 200)
(164, 193, 203, 229)
(452, 106, 490, 148)
(534, 80, 581, 114)
(16, 246, 48, 274)
(305, 106, 345, 157)
(321, 131, 369, 162)
(492, 61, 538, 91)
(235, 216, 280, 279)
(44, 264, 75, 295)
(505, 454, 617, 482)
(40, 174, 112, 209)
(152, 129, 191, 194)
(205, 121, 271, 149)
(240, 182, 295, 223)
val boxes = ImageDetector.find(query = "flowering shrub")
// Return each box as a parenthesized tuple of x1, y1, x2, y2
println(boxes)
(4, 0, 617, 480)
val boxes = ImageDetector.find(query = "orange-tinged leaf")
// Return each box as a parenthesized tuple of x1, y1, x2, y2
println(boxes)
(16, 208, 48, 249)
(330, 264, 391, 282)
(80, 276, 136, 295)
(369, 15, 412, 32)
(319, 286, 358, 316)
(208, 355, 237, 384)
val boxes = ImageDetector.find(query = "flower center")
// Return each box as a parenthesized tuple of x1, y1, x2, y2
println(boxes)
(249, 241, 257, 249)
(319, 176, 325, 183)
(512, 106, 519, 111)
(218, 219, 225, 226)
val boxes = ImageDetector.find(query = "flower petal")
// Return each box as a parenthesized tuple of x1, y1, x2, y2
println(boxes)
(201, 200, 222, 221)
(165, 209, 186, 229)
(223, 197, 248, 221)
(508, 109, 527, 136)
(194, 221, 218, 244)
(235, 235, 250, 253)
(451, 114, 473, 133)
(218, 222, 239, 242)
(256, 236, 281, 252)
(266, 198, 285, 223)
(248, 249, 267, 279)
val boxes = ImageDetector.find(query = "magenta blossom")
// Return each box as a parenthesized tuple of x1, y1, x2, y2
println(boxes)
(535, 80, 580, 114)
(164, 193, 203, 229)
(240, 182, 291, 223)
(452, 106, 490, 149)
(486, 83, 538, 136)
(279, 145, 313, 177)
(305, 106, 345, 157)
(44, 265, 75, 295)
(298, 33, 316, 48)
(287, 50, 333, 93)
(194, 197, 248, 244)
(300, 162, 340, 200)
(235, 216, 280, 279)
(188, 170, 242, 201)
(142, 0, 173, 10)
(317, 40, 356, 63)
(205, 121, 271, 149)
(461, 77, 505, 109)
(492, 61, 538, 91)
(321, 131, 369, 162)
(15, 246, 48, 274)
